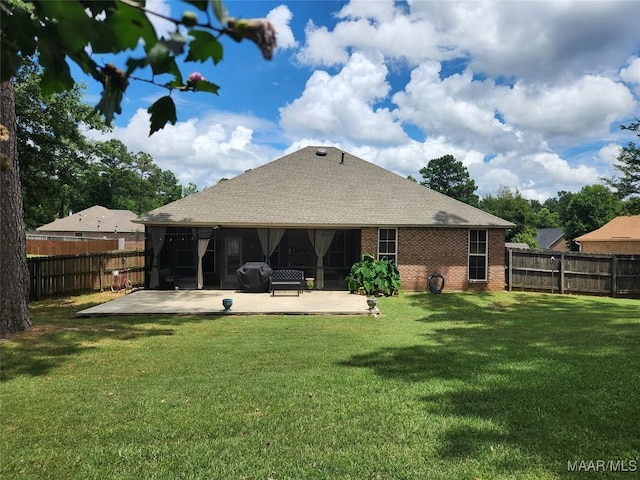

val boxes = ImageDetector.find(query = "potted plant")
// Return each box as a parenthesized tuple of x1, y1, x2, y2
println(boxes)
(345, 253, 401, 297)
(305, 277, 315, 290)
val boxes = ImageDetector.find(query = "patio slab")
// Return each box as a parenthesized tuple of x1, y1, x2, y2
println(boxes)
(77, 290, 378, 316)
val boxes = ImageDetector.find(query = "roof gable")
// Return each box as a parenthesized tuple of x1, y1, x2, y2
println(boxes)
(37, 206, 141, 233)
(137, 147, 514, 228)
(575, 215, 640, 242)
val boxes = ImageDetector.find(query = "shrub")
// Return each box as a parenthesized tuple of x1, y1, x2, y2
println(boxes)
(345, 253, 401, 296)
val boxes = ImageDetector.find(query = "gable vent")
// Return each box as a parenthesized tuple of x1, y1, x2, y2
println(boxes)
(315, 147, 327, 156)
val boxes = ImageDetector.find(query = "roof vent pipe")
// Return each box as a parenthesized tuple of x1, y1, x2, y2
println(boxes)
(340, 151, 344, 164)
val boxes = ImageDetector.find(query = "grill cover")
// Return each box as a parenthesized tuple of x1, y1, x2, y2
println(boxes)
(236, 262, 273, 292)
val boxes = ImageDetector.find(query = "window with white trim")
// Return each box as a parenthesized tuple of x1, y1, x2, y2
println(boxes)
(468, 229, 488, 281)
(378, 228, 397, 264)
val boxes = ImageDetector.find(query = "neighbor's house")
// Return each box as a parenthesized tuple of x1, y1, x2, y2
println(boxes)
(135, 147, 514, 291)
(574, 215, 640, 254)
(535, 227, 568, 251)
(37, 205, 144, 249)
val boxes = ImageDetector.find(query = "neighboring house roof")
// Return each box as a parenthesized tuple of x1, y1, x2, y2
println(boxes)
(575, 215, 640, 242)
(137, 147, 514, 229)
(37, 205, 141, 233)
(536, 228, 565, 249)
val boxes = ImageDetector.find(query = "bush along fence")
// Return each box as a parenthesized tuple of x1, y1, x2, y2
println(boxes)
(27, 250, 145, 300)
(506, 249, 640, 298)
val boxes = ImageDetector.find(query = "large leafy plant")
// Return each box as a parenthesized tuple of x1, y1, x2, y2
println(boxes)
(345, 253, 401, 297)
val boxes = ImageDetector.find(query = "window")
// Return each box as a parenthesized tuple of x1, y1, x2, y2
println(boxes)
(378, 228, 397, 264)
(468, 229, 487, 280)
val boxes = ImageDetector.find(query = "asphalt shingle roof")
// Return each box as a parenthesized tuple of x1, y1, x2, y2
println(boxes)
(575, 215, 640, 241)
(137, 147, 514, 229)
(535, 228, 565, 249)
(37, 205, 141, 233)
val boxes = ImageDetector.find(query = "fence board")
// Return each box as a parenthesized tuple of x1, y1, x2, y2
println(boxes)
(28, 251, 145, 300)
(506, 249, 640, 298)
(27, 238, 119, 256)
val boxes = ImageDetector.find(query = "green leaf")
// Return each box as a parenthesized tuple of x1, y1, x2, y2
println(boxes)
(95, 82, 124, 125)
(90, 20, 123, 54)
(67, 50, 100, 80)
(148, 96, 177, 135)
(161, 32, 187, 56)
(183, 0, 209, 11)
(38, 40, 74, 95)
(0, 4, 36, 81)
(194, 80, 220, 94)
(165, 79, 185, 89)
(146, 43, 180, 77)
(102, 0, 158, 51)
(211, 0, 228, 24)
(83, 0, 118, 17)
(125, 57, 149, 76)
(185, 30, 223, 64)
(39, 0, 94, 52)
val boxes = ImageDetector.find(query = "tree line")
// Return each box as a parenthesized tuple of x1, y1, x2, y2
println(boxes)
(17, 48, 639, 245)
(415, 131, 639, 250)
(16, 59, 197, 229)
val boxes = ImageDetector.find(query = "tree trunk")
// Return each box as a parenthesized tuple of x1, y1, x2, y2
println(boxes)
(1, 80, 32, 337)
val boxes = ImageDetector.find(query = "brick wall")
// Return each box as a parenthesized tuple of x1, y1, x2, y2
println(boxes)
(359, 227, 506, 292)
(361, 227, 378, 257)
(579, 241, 640, 255)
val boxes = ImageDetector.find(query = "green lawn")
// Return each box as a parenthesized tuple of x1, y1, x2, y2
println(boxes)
(1, 292, 639, 479)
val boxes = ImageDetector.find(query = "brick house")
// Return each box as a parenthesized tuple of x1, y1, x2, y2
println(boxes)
(136, 147, 514, 291)
(575, 215, 640, 254)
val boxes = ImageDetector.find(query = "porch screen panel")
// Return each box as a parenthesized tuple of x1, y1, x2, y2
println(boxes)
(149, 226, 166, 288)
(308, 229, 335, 289)
(257, 228, 285, 264)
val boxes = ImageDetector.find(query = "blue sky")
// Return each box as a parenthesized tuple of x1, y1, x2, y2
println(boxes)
(82, 0, 640, 201)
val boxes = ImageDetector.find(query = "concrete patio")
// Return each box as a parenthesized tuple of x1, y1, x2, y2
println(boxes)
(77, 290, 378, 317)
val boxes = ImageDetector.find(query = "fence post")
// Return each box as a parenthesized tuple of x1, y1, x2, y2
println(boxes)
(559, 253, 565, 295)
(99, 255, 104, 292)
(611, 254, 618, 298)
(35, 258, 42, 301)
(507, 249, 513, 292)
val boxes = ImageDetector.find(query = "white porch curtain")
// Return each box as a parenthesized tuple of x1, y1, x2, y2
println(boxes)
(196, 238, 210, 289)
(307, 229, 335, 289)
(257, 228, 285, 264)
(149, 226, 166, 288)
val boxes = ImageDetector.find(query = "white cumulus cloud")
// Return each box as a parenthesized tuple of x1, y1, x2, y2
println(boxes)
(268, 5, 297, 51)
(279, 51, 407, 143)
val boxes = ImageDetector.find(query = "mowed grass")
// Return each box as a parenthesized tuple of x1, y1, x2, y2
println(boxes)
(1, 292, 639, 479)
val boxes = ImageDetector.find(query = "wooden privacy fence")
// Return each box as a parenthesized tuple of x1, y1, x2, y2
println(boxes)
(506, 249, 640, 297)
(27, 238, 119, 256)
(28, 250, 145, 300)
